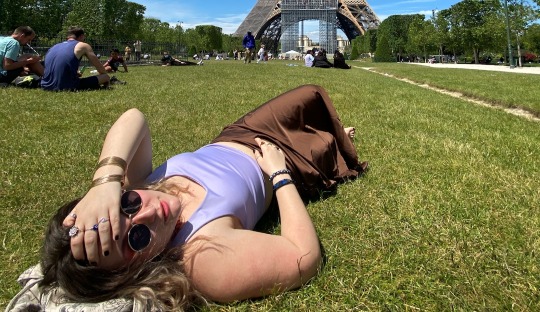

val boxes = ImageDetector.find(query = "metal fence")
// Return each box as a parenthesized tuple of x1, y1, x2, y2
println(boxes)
(3, 33, 191, 65)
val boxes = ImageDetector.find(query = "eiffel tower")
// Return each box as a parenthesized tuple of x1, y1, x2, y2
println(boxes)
(235, 0, 380, 53)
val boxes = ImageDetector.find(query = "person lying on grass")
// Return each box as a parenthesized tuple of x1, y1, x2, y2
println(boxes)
(161, 51, 198, 66)
(39, 84, 369, 310)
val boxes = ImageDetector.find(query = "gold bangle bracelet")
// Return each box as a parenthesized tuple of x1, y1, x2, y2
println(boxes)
(96, 156, 127, 171)
(90, 174, 124, 188)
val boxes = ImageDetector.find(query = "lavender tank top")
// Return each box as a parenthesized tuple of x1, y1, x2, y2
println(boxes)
(146, 144, 267, 245)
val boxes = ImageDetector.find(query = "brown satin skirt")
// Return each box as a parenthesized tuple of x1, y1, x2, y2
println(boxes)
(212, 84, 364, 198)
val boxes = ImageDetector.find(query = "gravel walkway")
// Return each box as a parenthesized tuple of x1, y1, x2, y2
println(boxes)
(406, 62, 540, 75)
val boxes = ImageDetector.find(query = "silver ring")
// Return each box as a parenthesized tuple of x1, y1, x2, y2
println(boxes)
(68, 226, 79, 237)
(70, 213, 77, 219)
(85, 224, 99, 232)
(98, 217, 109, 224)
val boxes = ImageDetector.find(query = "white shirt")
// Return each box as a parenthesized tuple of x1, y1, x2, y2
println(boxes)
(304, 54, 314, 67)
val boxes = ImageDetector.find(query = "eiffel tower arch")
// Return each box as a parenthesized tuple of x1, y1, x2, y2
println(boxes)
(234, 0, 380, 54)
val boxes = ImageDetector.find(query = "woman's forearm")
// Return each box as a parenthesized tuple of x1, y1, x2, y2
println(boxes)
(93, 108, 152, 186)
(274, 175, 322, 272)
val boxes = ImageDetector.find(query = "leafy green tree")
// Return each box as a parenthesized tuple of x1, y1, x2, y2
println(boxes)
(172, 23, 185, 47)
(523, 23, 540, 54)
(194, 25, 223, 52)
(505, 0, 538, 66)
(63, 0, 105, 36)
(375, 14, 421, 62)
(433, 9, 452, 57)
(188, 45, 197, 57)
(374, 31, 393, 62)
(448, 0, 503, 63)
(137, 18, 174, 42)
(407, 16, 436, 62)
(62, 0, 144, 39)
(1, 0, 31, 33)
(109, 1, 145, 40)
(1, 0, 71, 36)
(25, 0, 72, 35)
(349, 39, 359, 60)
(184, 28, 203, 54)
(221, 33, 242, 54)
(355, 29, 376, 56)
(366, 29, 378, 54)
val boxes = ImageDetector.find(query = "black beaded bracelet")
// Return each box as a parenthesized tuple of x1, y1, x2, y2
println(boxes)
(273, 178, 295, 191)
(269, 169, 291, 182)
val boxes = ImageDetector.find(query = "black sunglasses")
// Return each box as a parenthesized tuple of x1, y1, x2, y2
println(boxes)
(121, 191, 151, 252)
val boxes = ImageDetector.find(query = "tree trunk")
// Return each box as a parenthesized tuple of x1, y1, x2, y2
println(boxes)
(516, 35, 522, 67)
(473, 48, 479, 64)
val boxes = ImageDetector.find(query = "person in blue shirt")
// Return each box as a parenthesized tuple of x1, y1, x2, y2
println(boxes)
(0, 26, 44, 84)
(242, 31, 256, 64)
(41, 26, 110, 91)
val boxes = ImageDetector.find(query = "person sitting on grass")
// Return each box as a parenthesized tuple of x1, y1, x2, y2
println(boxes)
(0, 26, 44, 85)
(103, 48, 128, 73)
(304, 50, 314, 67)
(41, 26, 110, 91)
(313, 49, 333, 68)
(161, 51, 198, 66)
(333, 50, 351, 70)
(36, 85, 368, 310)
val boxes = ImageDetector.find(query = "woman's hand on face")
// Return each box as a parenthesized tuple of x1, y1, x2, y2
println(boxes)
(254, 137, 287, 176)
(63, 183, 122, 265)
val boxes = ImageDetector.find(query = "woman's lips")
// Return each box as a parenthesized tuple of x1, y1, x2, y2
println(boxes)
(161, 200, 170, 221)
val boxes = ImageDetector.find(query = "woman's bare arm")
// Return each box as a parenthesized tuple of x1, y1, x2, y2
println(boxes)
(63, 108, 152, 265)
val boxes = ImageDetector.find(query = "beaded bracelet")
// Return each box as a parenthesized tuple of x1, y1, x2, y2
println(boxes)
(273, 178, 295, 191)
(90, 174, 124, 188)
(268, 169, 291, 182)
(96, 156, 127, 172)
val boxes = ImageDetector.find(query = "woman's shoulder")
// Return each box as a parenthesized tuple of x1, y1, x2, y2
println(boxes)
(182, 216, 242, 254)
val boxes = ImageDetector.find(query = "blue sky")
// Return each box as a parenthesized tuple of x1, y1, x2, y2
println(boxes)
(133, 0, 461, 39)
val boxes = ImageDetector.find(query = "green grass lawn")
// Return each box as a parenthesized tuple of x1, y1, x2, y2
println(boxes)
(1, 60, 539, 310)
(362, 62, 540, 116)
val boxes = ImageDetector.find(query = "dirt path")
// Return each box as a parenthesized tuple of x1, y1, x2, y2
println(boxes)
(357, 66, 539, 122)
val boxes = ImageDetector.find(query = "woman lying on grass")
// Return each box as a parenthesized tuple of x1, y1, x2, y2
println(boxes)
(39, 84, 368, 310)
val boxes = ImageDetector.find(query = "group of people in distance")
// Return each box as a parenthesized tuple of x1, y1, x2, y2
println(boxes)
(304, 49, 351, 69)
(0, 26, 131, 91)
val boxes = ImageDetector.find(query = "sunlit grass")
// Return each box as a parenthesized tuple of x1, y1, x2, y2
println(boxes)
(1, 60, 539, 310)
(362, 62, 540, 115)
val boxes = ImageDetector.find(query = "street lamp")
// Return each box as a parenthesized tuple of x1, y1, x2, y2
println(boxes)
(503, 0, 515, 68)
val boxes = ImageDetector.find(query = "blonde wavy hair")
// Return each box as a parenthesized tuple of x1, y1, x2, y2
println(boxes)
(40, 177, 207, 311)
